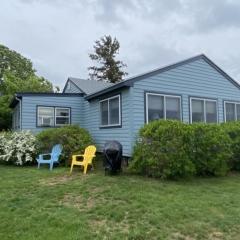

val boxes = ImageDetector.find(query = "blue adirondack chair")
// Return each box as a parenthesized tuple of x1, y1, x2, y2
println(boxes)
(36, 144, 63, 170)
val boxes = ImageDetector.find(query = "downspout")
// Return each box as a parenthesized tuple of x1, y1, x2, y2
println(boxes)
(15, 96, 22, 131)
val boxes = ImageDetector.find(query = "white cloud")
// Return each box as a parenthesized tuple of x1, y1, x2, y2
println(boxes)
(0, 0, 240, 89)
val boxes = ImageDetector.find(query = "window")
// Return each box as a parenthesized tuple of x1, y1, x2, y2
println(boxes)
(55, 108, 70, 126)
(100, 95, 121, 127)
(146, 93, 181, 123)
(224, 101, 240, 122)
(190, 98, 217, 123)
(38, 107, 54, 127)
(37, 106, 70, 127)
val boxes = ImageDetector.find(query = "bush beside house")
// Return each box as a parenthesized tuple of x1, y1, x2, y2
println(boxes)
(130, 121, 195, 179)
(222, 122, 240, 171)
(130, 120, 233, 179)
(36, 125, 93, 165)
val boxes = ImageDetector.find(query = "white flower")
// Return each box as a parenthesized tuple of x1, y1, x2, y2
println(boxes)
(0, 131, 36, 165)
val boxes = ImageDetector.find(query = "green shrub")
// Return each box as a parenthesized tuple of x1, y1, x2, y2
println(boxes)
(189, 123, 231, 177)
(221, 121, 240, 170)
(36, 125, 93, 165)
(130, 120, 195, 179)
(130, 120, 232, 179)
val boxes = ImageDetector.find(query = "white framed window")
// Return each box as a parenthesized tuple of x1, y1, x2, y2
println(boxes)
(224, 101, 240, 122)
(55, 108, 70, 126)
(100, 95, 121, 127)
(37, 106, 70, 127)
(146, 92, 181, 123)
(37, 107, 54, 127)
(190, 97, 217, 123)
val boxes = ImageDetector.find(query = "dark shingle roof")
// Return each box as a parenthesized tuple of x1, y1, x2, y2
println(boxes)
(68, 77, 113, 94)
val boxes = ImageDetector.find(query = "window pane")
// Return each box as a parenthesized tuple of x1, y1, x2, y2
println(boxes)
(166, 97, 181, 120)
(109, 97, 120, 125)
(56, 108, 69, 117)
(100, 100, 108, 125)
(206, 101, 217, 123)
(237, 104, 240, 121)
(192, 99, 204, 122)
(148, 95, 164, 122)
(38, 107, 54, 127)
(55, 108, 70, 125)
(226, 103, 235, 122)
(56, 117, 70, 125)
(39, 107, 54, 116)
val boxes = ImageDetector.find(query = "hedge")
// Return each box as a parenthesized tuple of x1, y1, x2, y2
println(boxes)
(36, 125, 93, 165)
(188, 123, 231, 177)
(130, 120, 233, 179)
(221, 121, 240, 170)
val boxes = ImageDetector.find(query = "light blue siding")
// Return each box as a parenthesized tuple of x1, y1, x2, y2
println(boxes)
(21, 96, 83, 133)
(131, 59, 240, 145)
(83, 88, 133, 156)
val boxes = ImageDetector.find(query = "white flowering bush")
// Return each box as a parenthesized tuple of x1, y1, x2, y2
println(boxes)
(0, 131, 36, 165)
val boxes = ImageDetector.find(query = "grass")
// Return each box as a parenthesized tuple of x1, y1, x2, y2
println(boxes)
(1, 164, 240, 240)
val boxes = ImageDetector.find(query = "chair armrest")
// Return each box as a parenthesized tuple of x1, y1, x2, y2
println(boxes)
(38, 153, 51, 160)
(40, 153, 52, 156)
(72, 154, 84, 157)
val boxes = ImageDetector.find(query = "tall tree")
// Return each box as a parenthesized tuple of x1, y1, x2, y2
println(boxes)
(0, 44, 35, 81)
(0, 44, 54, 130)
(88, 35, 127, 83)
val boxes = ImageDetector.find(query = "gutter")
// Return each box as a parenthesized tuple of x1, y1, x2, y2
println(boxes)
(15, 96, 22, 131)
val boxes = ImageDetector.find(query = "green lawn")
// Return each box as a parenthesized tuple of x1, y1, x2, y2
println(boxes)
(0, 164, 240, 240)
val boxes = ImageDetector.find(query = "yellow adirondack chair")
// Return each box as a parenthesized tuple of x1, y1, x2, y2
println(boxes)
(70, 145, 96, 174)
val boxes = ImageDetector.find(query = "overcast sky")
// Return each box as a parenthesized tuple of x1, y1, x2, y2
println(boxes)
(1, 0, 240, 89)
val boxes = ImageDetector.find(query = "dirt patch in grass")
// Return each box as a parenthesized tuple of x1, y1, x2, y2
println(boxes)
(208, 231, 224, 240)
(90, 216, 130, 235)
(60, 193, 104, 210)
(60, 191, 128, 215)
(39, 174, 79, 186)
(170, 232, 196, 240)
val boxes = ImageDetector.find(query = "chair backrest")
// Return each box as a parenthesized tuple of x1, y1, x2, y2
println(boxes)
(83, 145, 96, 164)
(51, 144, 63, 161)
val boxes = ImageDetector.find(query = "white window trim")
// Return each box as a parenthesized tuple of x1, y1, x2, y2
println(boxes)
(55, 107, 71, 126)
(224, 101, 240, 122)
(37, 106, 55, 127)
(99, 95, 121, 127)
(190, 97, 218, 123)
(37, 106, 71, 127)
(146, 92, 182, 124)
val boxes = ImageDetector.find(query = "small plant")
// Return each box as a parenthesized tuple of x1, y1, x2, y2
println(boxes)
(36, 125, 93, 165)
(0, 131, 36, 165)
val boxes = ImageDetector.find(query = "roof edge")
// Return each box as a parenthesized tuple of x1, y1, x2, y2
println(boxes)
(85, 54, 205, 100)
(9, 92, 84, 108)
(85, 81, 133, 100)
(85, 53, 240, 100)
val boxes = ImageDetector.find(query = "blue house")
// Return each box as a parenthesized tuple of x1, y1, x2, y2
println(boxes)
(10, 54, 240, 156)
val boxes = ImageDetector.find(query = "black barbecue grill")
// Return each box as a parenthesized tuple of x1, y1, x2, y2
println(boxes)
(103, 141, 122, 174)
